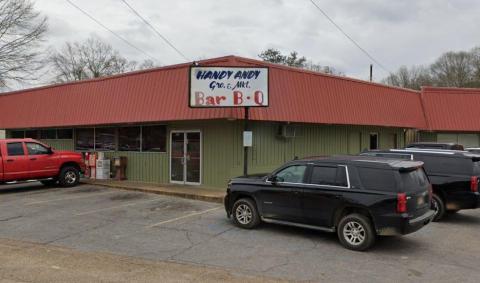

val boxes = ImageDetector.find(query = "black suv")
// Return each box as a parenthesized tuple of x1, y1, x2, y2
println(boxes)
(362, 149, 480, 221)
(224, 156, 435, 251)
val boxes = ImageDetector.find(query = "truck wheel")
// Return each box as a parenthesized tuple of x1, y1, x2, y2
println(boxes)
(337, 213, 376, 251)
(40, 179, 58, 186)
(232, 198, 261, 229)
(58, 166, 80, 187)
(431, 194, 445, 221)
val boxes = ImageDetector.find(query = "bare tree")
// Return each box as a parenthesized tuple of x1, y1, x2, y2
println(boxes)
(0, 0, 47, 88)
(382, 65, 433, 90)
(259, 48, 342, 75)
(259, 48, 306, 67)
(49, 37, 156, 82)
(430, 51, 474, 87)
(469, 47, 480, 86)
(304, 60, 344, 76)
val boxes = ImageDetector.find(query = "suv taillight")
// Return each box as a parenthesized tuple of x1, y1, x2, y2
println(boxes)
(470, 176, 479, 193)
(397, 193, 407, 213)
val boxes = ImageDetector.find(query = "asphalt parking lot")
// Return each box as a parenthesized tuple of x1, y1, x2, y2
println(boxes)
(1, 183, 479, 282)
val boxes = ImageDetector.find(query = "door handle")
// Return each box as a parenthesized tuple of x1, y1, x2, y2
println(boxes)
(6, 159, 14, 162)
(30, 158, 37, 161)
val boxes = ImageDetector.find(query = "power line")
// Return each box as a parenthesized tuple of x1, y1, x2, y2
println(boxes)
(120, 0, 190, 62)
(65, 0, 158, 62)
(308, 0, 393, 75)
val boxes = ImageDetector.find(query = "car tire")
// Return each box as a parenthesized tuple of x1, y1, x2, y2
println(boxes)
(58, 166, 80, 187)
(232, 198, 261, 229)
(40, 179, 58, 186)
(431, 194, 445, 221)
(337, 213, 376, 251)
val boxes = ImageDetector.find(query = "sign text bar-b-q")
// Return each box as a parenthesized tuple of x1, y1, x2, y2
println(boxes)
(189, 67, 268, 107)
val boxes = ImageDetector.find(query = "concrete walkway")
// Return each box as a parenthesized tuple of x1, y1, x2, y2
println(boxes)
(81, 179, 225, 203)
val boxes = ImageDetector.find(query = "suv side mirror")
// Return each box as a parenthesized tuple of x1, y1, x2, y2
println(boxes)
(267, 175, 284, 184)
(47, 147, 54, 154)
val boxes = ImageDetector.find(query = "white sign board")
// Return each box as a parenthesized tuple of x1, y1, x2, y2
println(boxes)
(243, 131, 253, 147)
(190, 67, 268, 107)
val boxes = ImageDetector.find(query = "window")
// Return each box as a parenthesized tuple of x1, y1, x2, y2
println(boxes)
(275, 165, 307, 183)
(57, 129, 73, 139)
(40, 129, 56, 139)
(142, 125, 166, 152)
(75, 128, 95, 151)
(26, 142, 50, 155)
(357, 167, 396, 192)
(25, 130, 39, 139)
(310, 166, 348, 187)
(369, 133, 378, 150)
(95, 128, 116, 151)
(7, 143, 25, 156)
(400, 168, 429, 192)
(10, 131, 25, 138)
(118, 127, 140, 151)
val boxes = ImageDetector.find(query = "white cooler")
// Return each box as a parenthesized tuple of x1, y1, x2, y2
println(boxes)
(96, 159, 111, 180)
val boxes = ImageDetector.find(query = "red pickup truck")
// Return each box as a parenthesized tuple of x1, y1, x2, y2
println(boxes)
(0, 139, 85, 187)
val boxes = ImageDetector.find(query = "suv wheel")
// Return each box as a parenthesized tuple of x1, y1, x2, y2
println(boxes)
(59, 166, 80, 187)
(232, 198, 260, 229)
(431, 194, 445, 221)
(337, 213, 375, 251)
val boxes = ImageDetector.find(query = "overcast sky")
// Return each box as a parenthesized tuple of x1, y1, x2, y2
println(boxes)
(34, 0, 480, 83)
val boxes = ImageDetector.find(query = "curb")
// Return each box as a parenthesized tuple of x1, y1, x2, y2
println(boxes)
(80, 181, 224, 204)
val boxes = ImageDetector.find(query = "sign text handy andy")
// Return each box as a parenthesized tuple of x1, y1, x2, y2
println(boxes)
(190, 67, 268, 107)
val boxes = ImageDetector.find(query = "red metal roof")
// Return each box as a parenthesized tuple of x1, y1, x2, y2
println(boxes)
(421, 86, 480, 132)
(0, 55, 426, 129)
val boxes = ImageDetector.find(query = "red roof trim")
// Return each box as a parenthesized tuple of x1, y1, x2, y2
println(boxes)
(1, 55, 419, 97)
(0, 55, 426, 130)
(421, 86, 480, 132)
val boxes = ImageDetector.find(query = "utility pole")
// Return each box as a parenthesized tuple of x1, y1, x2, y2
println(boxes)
(243, 107, 250, 176)
(369, 64, 373, 82)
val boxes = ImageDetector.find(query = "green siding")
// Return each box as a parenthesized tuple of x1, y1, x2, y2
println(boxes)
(246, 123, 405, 176)
(419, 132, 480, 147)
(7, 122, 408, 188)
(103, 152, 169, 183)
(418, 132, 437, 142)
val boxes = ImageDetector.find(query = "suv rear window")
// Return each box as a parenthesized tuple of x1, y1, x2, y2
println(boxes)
(400, 168, 429, 192)
(357, 167, 396, 192)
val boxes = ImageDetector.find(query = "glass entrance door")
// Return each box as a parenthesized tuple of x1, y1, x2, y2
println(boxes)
(170, 131, 201, 185)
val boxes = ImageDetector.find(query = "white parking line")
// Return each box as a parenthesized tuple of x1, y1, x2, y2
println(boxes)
(147, 206, 222, 228)
(75, 197, 164, 216)
(26, 191, 116, 205)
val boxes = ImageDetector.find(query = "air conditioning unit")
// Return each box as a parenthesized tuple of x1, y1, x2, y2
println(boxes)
(278, 124, 296, 138)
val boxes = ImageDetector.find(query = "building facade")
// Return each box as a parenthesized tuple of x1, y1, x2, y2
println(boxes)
(0, 56, 426, 188)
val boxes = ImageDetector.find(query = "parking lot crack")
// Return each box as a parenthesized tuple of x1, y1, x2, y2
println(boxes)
(0, 215, 23, 222)
(41, 219, 115, 245)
